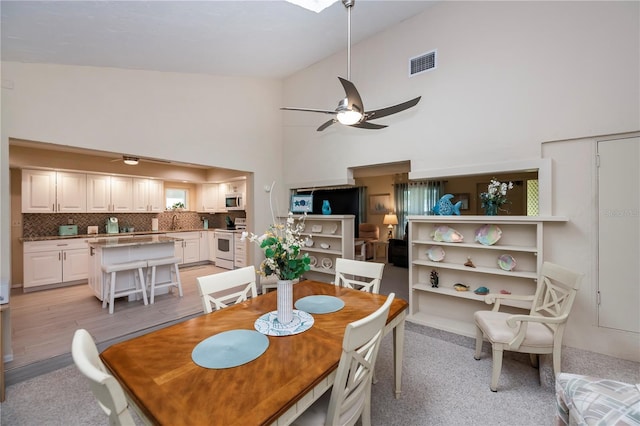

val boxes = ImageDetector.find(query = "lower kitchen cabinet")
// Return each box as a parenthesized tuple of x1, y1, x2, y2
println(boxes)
(166, 231, 201, 265)
(199, 231, 210, 261)
(23, 238, 92, 290)
(234, 232, 247, 268)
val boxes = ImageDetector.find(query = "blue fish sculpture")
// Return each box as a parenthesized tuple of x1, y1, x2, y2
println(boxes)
(432, 194, 462, 216)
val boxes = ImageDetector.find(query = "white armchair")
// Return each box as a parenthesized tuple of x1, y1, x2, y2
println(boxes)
(474, 262, 583, 392)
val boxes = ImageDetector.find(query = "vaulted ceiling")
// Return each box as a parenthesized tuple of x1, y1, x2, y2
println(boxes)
(1, 0, 437, 78)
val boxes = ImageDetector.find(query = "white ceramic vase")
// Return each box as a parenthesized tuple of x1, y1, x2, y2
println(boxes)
(276, 279, 294, 324)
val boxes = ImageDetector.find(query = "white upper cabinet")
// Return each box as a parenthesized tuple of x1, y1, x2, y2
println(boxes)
(133, 178, 164, 212)
(22, 170, 56, 213)
(86, 174, 133, 212)
(22, 169, 86, 213)
(200, 183, 221, 212)
(56, 172, 87, 212)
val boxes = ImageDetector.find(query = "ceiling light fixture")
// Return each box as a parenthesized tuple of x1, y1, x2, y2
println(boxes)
(123, 156, 139, 165)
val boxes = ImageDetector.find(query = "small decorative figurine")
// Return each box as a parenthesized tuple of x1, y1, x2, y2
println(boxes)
(474, 286, 489, 295)
(464, 257, 476, 268)
(430, 269, 439, 288)
(432, 194, 462, 216)
(453, 283, 469, 292)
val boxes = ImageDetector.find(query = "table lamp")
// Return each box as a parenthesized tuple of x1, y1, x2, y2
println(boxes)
(383, 213, 399, 239)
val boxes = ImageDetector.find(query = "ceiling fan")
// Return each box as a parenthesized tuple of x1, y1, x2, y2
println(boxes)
(281, 0, 421, 131)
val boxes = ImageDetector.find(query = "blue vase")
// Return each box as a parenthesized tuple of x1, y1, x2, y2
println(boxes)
(321, 200, 332, 215)
(484, 202, 498, 216)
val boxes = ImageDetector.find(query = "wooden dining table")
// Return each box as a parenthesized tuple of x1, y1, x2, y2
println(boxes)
(100, 280, 408, 426)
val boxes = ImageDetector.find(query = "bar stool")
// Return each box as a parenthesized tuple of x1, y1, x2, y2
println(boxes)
(102, 260, 148, 314)
(146, 256, 183, 304)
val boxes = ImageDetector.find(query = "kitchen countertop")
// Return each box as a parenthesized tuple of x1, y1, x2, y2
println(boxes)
(20, 228, 217, 242)
(88, 235, 181, 248)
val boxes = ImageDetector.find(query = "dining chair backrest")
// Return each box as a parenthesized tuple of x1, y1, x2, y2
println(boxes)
(334, 258, 385, 294)
(304, 293, 394, 426)
(71, 329, 135, 426)
(196, 266, 258, 314)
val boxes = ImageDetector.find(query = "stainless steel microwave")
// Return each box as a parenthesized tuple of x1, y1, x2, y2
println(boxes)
(225, 193, 244, 210)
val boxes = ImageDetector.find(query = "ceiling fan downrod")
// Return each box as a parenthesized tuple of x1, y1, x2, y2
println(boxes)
(343, 0, 354, 81)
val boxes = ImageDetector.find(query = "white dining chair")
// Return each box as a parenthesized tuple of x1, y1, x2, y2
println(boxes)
(196, 266, 258, 314)
(333, 258, 385, 294)
(71, 329, 136, 426)
(292, 293, 395, 426)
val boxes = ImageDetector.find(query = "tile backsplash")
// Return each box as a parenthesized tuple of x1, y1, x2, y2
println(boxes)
(22, 211, 246, 238)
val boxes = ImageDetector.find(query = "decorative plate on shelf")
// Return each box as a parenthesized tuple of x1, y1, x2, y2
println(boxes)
(498, 254, 516, 271)
(431, 225, 464, 243)
(321, 258, 333, 269)
(320, 242, 330, 249)
(308, 255, 317, 267)
(474, 224, 502, 246)
(311, 224, 323, 233)
(326, 223, 338, 234)
(427, 246, 446, 262)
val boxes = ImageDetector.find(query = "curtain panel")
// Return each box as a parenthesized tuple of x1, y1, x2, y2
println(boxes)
(393, 181, 443, 239)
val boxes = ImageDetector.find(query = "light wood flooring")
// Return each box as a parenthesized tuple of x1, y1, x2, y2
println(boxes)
(6, 263, 226, 384)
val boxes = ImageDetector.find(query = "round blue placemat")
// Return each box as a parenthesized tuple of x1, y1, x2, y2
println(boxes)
(192, 329, 269, 369)
(254, 310, 314, 336)
(295, 295, 345, 314)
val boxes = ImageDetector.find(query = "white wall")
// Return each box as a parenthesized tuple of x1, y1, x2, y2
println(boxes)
(282, 1, 640, 360)
(0, 62, 289, 300)
(282, 1, 639, 184)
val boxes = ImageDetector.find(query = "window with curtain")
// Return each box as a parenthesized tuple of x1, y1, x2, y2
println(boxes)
(393, 181, 443, 239)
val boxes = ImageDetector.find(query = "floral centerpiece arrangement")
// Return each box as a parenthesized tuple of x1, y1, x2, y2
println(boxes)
(242, 212, 310, 324)
(243, 212, 311, 281)
(480, 178, 514, 215)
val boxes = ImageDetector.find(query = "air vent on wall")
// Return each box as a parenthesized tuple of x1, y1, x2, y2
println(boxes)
(409, 50, 437, 76)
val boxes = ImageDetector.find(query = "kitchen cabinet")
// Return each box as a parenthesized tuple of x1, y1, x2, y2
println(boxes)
(23, 238, 92, 289)
(86, 174, 133, 213)
(166, 231, 200, 265)
(208, 231, 216, 262)
(200, 183, 222, 212)
(199, 231, 210, 261)
(223, 180, 246, 194)
(407, 215, 567, 337)
(21, 169, 87, 213)
(234, 232, 247, 268)
(133, 178, 164, 212)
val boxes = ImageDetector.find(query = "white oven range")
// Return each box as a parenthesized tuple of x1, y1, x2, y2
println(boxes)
(214, 218, 247, 270)
(214, 230, 235, 270)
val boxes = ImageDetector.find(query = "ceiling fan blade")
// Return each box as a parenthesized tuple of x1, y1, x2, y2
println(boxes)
(350, 121, 387, 130)
(365, 96, 421, 121)
(338, 77, 364, 113)
(280, 107, 337, 115)
(317, 119, 337, 131)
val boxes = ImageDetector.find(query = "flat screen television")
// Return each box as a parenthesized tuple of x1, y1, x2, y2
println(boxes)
(291, 194, 313, 213)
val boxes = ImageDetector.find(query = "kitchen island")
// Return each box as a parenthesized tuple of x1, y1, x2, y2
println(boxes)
(88, 236, 182, 301)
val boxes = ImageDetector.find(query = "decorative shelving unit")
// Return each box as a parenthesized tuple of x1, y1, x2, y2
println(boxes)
(287, 215, 355, 283)
(408, 215, 567, 337)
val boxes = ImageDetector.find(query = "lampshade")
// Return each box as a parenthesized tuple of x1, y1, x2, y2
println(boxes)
(383, 214, 399, 226)
(123, 156, 139, 165)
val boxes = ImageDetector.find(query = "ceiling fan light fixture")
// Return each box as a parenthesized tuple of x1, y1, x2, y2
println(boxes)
(336, 110, 362, 125)
(123, 156, 139, 165)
